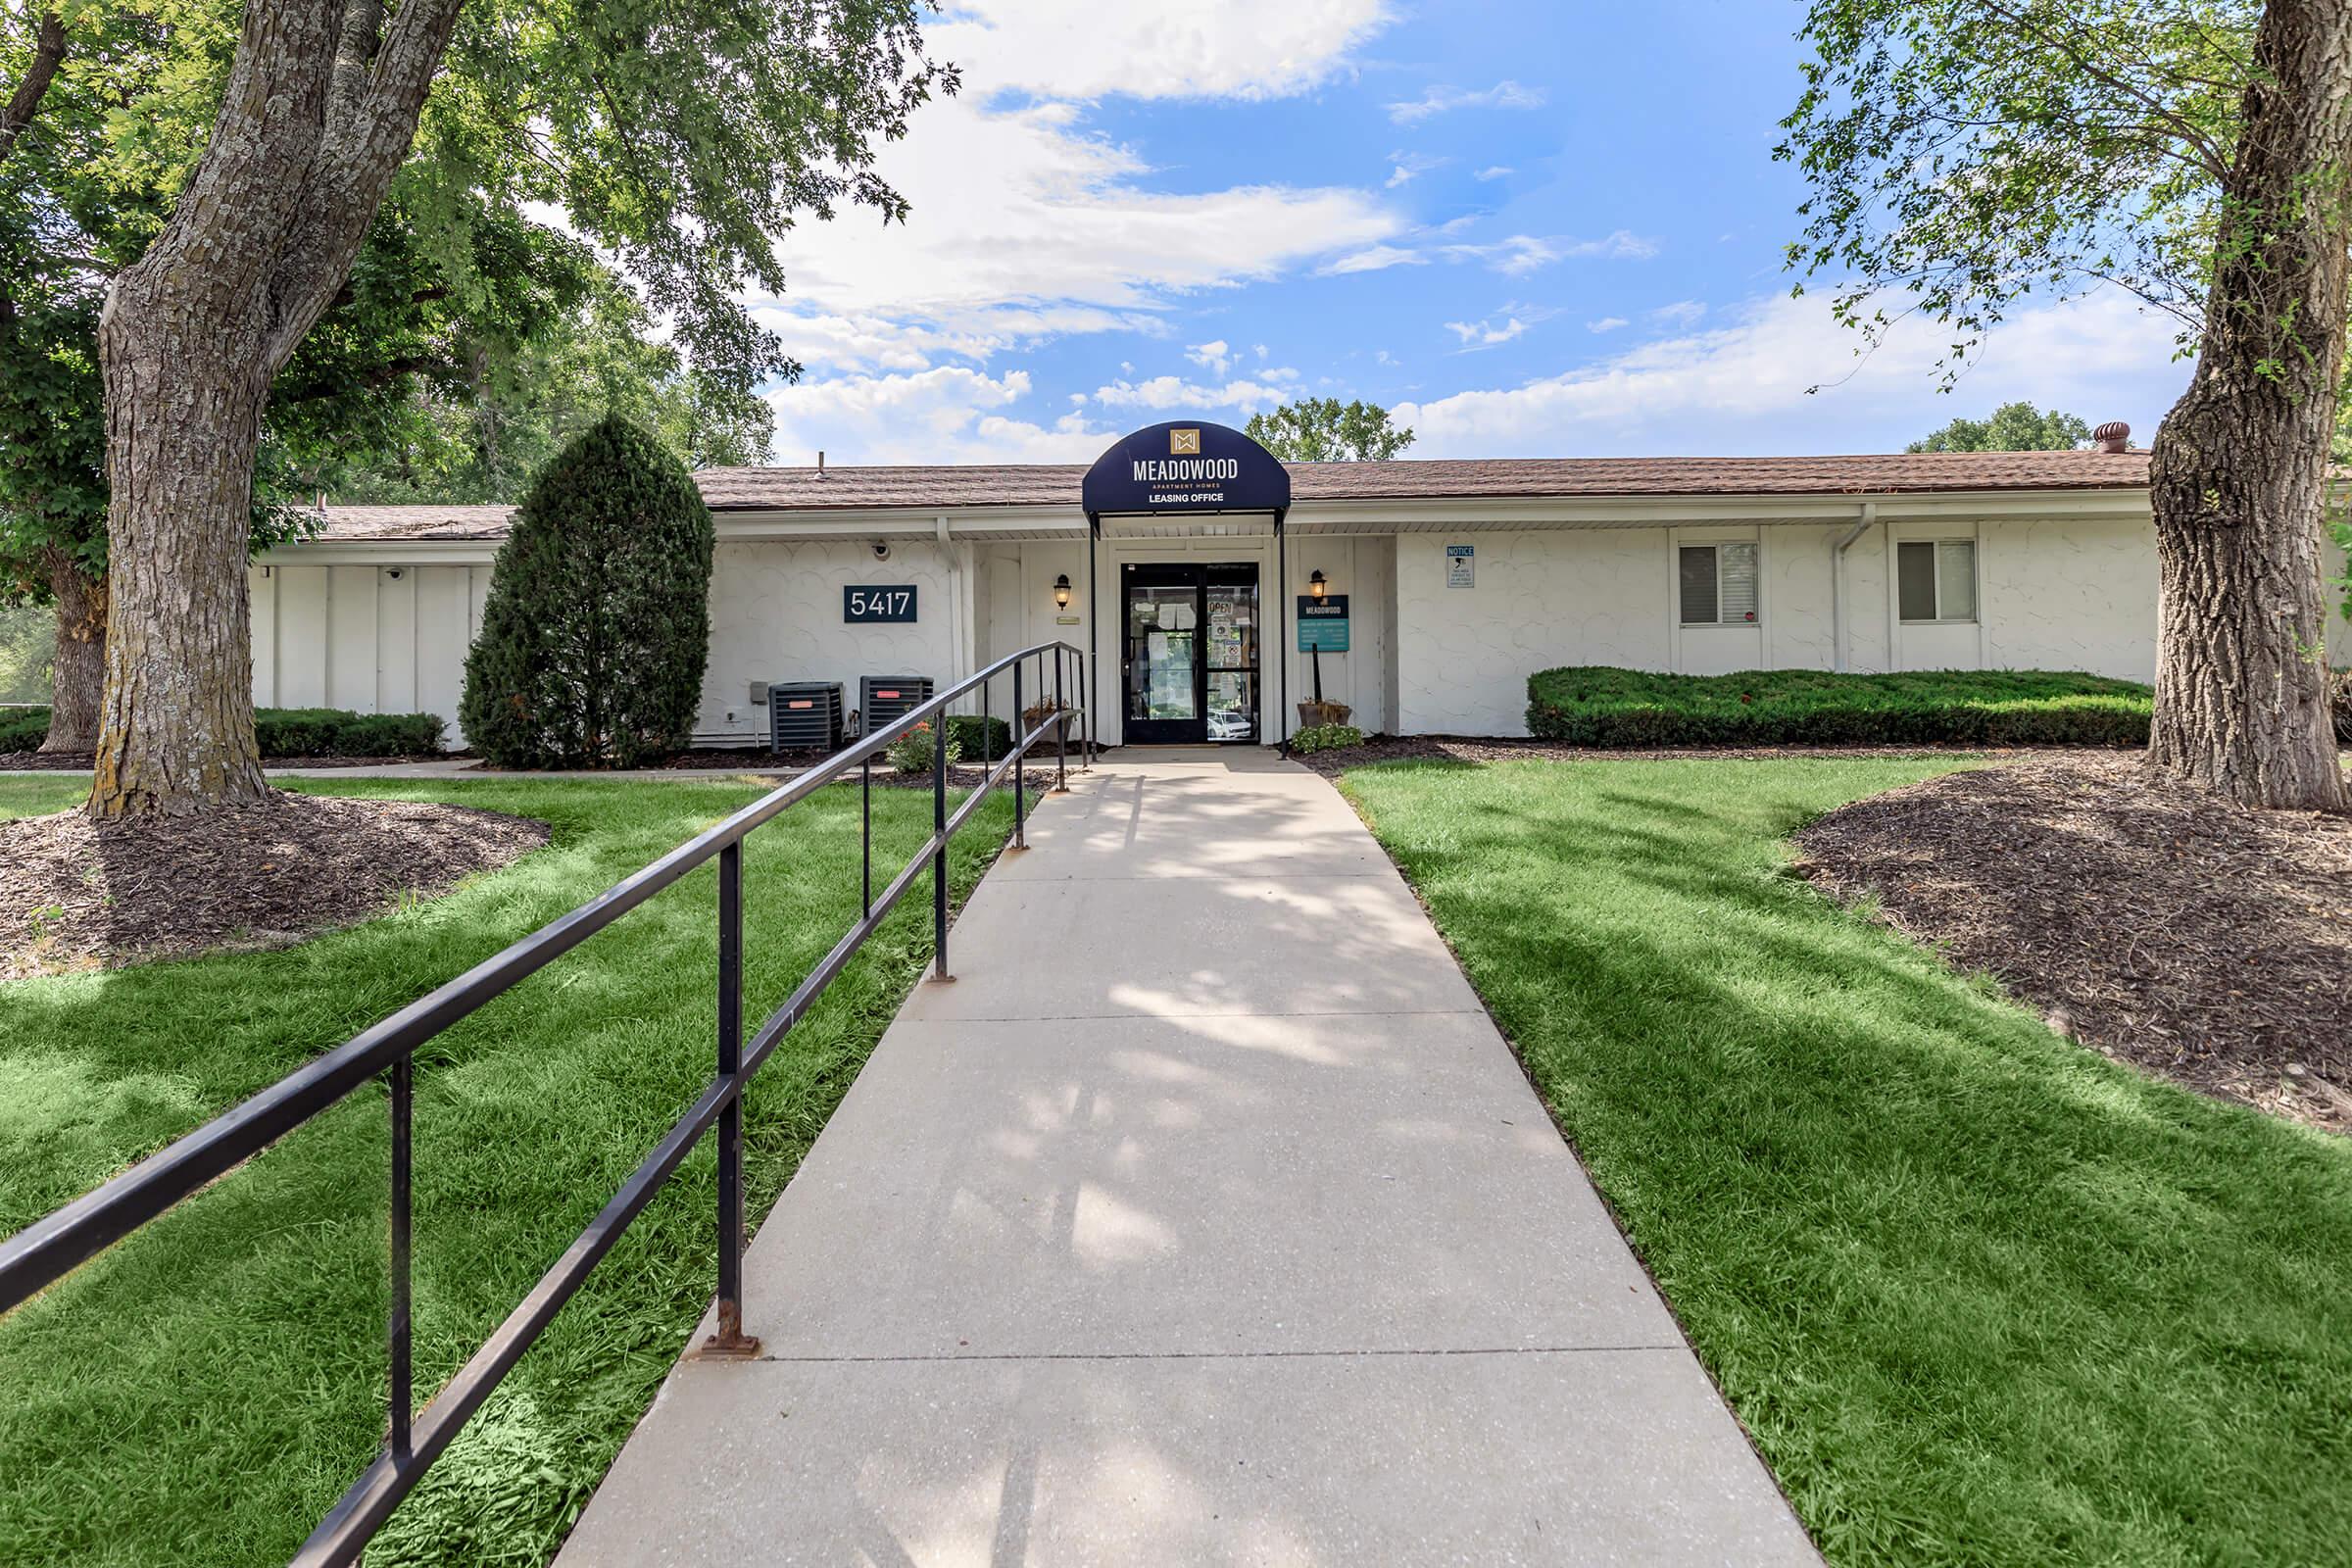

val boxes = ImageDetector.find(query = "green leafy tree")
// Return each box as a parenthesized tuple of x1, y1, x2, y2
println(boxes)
(0, 0, 947, 817)
(0, 5, 759, 754)
(1908, 403, 2096, 453)
(1782, 0, 2345, 809)
(460, 416, 714, 767)
(318, 268, 773, 504)
(1246, 398, 1416, 462)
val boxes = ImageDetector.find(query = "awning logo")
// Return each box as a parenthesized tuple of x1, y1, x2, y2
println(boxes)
(1170, 428, 1201, 455)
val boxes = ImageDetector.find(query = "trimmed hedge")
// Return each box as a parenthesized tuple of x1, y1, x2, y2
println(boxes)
(0, 706, 445, 757)
(255, 708, 446, 757)
(0, 707, 48, 751)
(1525, 666, 2152, 748)
(947, 713, 1012, 760)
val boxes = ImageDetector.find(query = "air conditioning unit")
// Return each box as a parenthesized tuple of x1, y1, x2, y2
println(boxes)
(859, 675, 934, 739)
(768, 682, 844, 752)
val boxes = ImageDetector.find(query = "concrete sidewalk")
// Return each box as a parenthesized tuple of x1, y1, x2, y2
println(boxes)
(557, 749, 1818, 1566)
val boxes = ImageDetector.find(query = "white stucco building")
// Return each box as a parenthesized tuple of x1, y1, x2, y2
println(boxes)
(252, 421, 2352, 748)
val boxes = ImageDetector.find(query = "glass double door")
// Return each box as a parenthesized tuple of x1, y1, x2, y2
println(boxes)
(1121, 562, 1260, 745)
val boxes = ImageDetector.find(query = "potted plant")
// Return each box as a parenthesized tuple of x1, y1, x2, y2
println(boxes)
(1296, 643, 1351, 730)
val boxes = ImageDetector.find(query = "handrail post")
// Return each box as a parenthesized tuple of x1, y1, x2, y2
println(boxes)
(930, 717, 953, 983)
(1011, 661, 1027, 850)
(859, 755, 872, 918)
(702, 840, 759, 1358)
(1052, 649, 1068, 793)
(388, 1054, 413, 1461)
(1076, 654, 1092, 768)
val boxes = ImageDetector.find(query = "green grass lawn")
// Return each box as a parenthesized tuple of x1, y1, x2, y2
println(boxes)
(1339, 757, 2352, 1568)
(0, 773, 1017, 1567)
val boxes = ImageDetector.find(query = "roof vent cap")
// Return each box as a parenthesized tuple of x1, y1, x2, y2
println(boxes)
(2091, 421, 2131, 454)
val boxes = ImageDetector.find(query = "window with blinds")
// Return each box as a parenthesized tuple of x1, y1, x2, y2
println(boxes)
(1897, 540, 1978, 622)
(1679, 542, 1759, 626)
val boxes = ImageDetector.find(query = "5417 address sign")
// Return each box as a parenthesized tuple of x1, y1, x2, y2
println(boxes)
(844, 585, 917, 623)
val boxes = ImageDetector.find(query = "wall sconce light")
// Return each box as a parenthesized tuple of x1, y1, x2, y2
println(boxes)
(1307, 569, 1328, 600)
(1053, 573, 1073, 609)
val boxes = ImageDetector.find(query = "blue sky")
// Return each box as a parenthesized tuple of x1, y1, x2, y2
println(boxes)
(752, 0, 2190, 466)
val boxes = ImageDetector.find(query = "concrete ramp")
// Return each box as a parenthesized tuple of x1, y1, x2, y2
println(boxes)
(557, 749, 1818, 1566)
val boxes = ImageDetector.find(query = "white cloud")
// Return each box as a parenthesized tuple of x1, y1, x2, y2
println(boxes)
(1391, 287, 2184, 459)
(1441, 230, 1657, 274)
(1445, 305, 1554, 350)
(1475, 165, 1515, 181)
(1652, 299, 1707, 327)
(1385, 79, 1544, 124)
(1446, 317, 1531, 348)
(1385, 150, 1446, 189)
(757, 99, 1400, 343)
(1317, 243, 1427, 275)
(1088, 374, 1298, 412)
(763, 365, 1107, 464)
(1186, 339, 1236, 375)
(1321, 229, 1654, 278)
(1586, 316, 1629, 333)
(753, 306, 1157, 373)
(930, 0, 1391, 103)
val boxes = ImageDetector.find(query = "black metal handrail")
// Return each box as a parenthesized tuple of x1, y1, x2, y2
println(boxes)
(0, 640, 1091, 1566)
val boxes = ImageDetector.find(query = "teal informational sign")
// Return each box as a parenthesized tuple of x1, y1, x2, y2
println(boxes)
(1297, 594, 1349, 652)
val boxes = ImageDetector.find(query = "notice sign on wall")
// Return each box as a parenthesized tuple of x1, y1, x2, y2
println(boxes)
(1297, 593, 1349, 653)
(1446, 545, 1476, 588)
(844, 585, 917, 623)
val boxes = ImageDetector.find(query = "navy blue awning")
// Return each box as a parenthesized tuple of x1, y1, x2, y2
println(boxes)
(1080, 420, 1292, 516)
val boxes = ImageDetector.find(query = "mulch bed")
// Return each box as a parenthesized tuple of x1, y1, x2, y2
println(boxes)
(1791, 757, 2352, 1132)
(0, 750, 454, 770)
(1285, 734, 2116, 775)
(1, 792, 548, 980)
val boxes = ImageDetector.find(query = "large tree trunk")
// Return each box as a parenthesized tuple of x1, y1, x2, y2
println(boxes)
(37, 547, 104, 755)
(2147, 0, 2352, 812)
(90, 294, 276, 811)
(86, 0, 463, 817)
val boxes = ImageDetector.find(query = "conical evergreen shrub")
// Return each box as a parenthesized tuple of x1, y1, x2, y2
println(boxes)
(461, 416, 714, 767)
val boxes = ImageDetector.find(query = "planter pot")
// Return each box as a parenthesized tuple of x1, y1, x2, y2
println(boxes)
(1296, 701, 1352, 729)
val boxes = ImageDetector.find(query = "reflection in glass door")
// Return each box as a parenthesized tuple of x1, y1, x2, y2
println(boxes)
(1203, 565, 1258, 743)
(1121, 563, 1259, 744)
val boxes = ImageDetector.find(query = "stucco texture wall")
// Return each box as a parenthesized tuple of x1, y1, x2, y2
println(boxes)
(1396, 530, 1670, 736)
(1395, 515, 2175, 737)
(699, 539, 965, 744)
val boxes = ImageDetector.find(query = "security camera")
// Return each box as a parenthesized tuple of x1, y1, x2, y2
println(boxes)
(869, 541, 893, 563)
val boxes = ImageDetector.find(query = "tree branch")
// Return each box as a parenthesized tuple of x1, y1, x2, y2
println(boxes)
(0, 8, 67, 169)
(276, 352, 442, 403)
(1975, 0, 2234, 181)
(263, 0, 466, 367)
(323, 0, 382, 144)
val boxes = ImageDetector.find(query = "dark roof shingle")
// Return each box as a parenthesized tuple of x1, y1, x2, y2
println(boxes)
(695, 450, 2153, 509)
(317, 450, 2153, 540)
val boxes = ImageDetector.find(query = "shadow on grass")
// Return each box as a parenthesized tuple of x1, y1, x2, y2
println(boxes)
(1341, 757, 2352, 1568)
(0, 775, 1020, 1567)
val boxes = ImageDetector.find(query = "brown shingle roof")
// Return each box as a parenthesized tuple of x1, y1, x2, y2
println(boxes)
(311, 503, 517, 540)
(317, 450, 2153, 540)
(698, 450, 2153, 509)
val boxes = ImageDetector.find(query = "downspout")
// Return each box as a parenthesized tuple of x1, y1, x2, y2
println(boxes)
(936, 514, 962, 709)
(1832, 502, 1875, 673)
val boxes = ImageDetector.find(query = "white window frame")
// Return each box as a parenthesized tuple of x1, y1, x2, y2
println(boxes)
(1677, 540, 1762, 627)
(1897, 538, 1979, 624)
